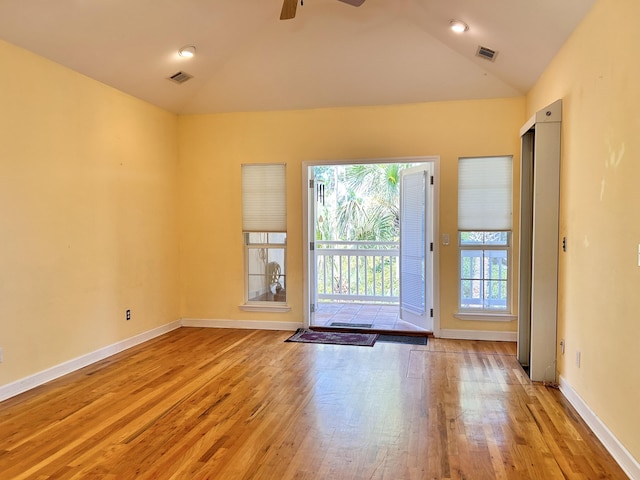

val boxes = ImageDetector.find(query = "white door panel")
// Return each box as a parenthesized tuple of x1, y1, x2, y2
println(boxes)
(399, 164, 434, 331)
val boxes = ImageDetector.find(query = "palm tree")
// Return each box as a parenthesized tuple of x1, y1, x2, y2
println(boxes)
(316, 163, 414, 242)
(343, 163, 402, 209)
(314, 163, 414, 300)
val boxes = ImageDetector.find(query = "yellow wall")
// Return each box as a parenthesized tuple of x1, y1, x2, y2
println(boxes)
(3, 2, 637, 467)
(527, 0, 640, 461)
(0, 40, 180, 386)
(2, 1, 637, 467)
(0, 36, 525, 393)
(178, 98, 525, 332)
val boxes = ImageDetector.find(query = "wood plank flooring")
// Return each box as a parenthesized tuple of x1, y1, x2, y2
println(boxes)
(0, 328, 628, 479)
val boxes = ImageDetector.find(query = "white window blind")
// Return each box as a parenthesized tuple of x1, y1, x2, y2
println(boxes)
(458, 156, 512, 230)
(242, 164, 286, 232)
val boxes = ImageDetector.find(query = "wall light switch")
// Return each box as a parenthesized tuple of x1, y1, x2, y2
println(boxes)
(442, 234, 450, 246)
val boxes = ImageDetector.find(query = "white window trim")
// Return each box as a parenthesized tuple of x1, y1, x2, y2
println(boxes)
(241, 163, 288, 312)
(454, 312, 516, 322)
(239, 303, 291, 313)
(457, 155, 513, 320)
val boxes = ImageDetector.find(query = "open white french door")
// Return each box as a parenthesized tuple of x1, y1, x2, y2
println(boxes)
(307, 168, 328, 327)
(307, 169, 319, 327)
(399, 164, 434, 331)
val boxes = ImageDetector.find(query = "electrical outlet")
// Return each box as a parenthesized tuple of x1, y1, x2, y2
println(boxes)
(126, 309, 131, 321)
(560, 339, 565, 354)
(576, 351, 581, 368)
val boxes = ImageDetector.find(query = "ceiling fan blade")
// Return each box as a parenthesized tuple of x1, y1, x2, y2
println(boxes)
(280, 0, 298, 19)
(338, 0, 365, 6)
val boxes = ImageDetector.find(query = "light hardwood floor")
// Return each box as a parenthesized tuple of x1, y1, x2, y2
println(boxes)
(0, 328, 628, 479)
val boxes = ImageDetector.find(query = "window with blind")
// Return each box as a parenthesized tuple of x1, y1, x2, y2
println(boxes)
(458, 156, 512, 314)
(242, 164, 287, 306)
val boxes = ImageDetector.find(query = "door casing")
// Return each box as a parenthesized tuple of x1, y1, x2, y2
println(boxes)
(301, 157, 440, 334)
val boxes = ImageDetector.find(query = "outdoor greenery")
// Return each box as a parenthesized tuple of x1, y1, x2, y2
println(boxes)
(313, 163, 415, 301)
(317, 253, 399, 299)
(314, 163, 415, 242)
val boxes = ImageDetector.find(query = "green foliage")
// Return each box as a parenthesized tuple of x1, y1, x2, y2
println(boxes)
(313, 163, 419, 301)
(314, 163, 415, 242)
(316, 254, 399, 298)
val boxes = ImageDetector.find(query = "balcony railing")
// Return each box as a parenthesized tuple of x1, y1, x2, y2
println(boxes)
(316, 241, 399, 303)
(459, 249, 509, 310)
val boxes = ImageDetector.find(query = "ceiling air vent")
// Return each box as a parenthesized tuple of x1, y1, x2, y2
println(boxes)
(167, 71, 193, 84)
(476, 45, 498, 62)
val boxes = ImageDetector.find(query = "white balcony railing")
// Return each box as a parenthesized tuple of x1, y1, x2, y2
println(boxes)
(316, 241, 399, 303)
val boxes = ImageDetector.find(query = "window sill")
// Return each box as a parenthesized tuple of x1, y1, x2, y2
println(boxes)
(239, 303, 291, 313)
(454, 312, 516, 322)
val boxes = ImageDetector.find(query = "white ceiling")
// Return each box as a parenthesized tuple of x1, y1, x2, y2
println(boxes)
(0, 0, 595, 114)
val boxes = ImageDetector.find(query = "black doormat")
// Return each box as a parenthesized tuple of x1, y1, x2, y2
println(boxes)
(377, 334, 428, 345)
(330, 322, 373, 328)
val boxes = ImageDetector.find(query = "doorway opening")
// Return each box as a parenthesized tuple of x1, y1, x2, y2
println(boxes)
(302, 158, 439, 334)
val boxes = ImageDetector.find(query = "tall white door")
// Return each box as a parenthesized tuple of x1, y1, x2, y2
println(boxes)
(517, 99, 561, 382)
(399, 164, 434, 331)
(307, 169, 319, 326)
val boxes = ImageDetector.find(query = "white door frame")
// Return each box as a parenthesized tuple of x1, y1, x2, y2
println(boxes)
(301, 156, 440, 335)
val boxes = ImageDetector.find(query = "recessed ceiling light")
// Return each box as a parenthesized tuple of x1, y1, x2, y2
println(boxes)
(178, 45, 196, 58)
(450, 20, 469, 33)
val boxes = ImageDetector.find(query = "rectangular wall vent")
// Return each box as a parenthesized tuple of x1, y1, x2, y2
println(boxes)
(476, 45, 498, 62)
(167, 71, 193, 84)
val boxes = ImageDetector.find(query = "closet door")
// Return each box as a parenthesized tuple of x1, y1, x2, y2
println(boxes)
(518, 99, 562, 382)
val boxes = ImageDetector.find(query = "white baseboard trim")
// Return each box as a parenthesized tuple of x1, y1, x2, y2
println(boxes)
(181, 318, 302, 331)
(559, 376, 640, 479)
(0, 320, 182, 403)
(437, 328, 517, 342)
(0, 318, 302, 403)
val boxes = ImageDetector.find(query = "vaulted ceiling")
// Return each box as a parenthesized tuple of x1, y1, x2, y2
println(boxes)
(0, 0, 595, 114)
